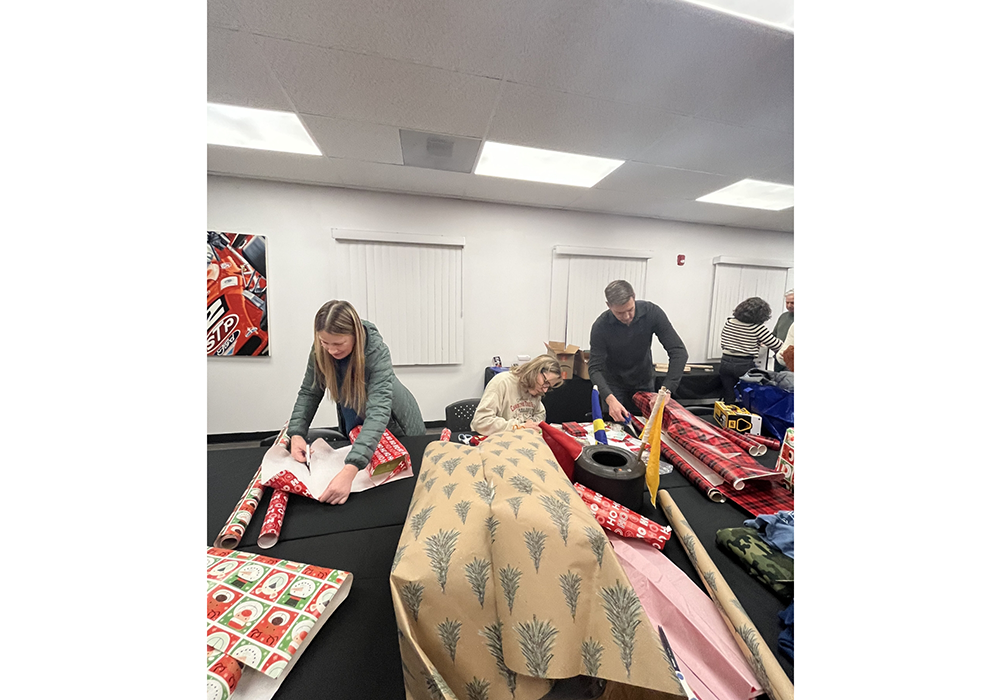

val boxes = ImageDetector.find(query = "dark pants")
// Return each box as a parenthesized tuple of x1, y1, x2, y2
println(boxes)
(719, 355, 756, 404)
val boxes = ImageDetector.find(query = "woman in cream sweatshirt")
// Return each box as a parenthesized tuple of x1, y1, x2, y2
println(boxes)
(471, 355, 564, 435)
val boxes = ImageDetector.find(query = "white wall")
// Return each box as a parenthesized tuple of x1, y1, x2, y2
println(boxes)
(208, 175, 793, 434)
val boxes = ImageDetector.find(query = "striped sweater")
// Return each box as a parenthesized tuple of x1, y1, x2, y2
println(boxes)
(720, 318, 784, 358)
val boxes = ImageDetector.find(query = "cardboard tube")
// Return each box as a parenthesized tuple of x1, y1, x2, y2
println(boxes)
(656, 489, 793, 700)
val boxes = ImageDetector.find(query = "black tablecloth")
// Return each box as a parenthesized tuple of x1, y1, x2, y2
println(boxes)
(207, 432, 792, 699)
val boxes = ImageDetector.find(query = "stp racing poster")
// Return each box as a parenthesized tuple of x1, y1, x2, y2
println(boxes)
(208, 231, 269, 356)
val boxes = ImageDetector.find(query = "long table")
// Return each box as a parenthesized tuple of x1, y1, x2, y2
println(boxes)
(207, 433, 793, 699)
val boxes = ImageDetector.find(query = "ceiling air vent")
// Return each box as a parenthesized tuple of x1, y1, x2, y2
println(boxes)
(399, 129, 482, 173)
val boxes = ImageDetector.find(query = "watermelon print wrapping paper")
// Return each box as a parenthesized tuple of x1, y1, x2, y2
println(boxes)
(390, 430, 688, 700)
(206, 547, 353, 700)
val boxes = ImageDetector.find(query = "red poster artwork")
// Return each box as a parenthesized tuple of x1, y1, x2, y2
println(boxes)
(207, 231, 269, 356)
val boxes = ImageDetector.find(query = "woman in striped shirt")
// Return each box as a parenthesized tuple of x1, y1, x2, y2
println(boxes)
(719, 297, 785, 403)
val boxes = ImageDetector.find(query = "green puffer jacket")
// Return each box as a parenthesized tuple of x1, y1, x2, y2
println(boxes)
(287, 320, 425, 470)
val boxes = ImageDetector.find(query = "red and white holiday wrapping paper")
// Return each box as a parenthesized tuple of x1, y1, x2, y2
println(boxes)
(257, 490, 289, 549)
(438, 428, 451, 442)
(777, 428, 794, 490)
(259, 428, 412, 500)
(213, 425, 291, 549)
(348, 426, 411, 484)
(573, 482, 672, 550)
(214, 468, 265, 549)
(207, 547, 353, 700)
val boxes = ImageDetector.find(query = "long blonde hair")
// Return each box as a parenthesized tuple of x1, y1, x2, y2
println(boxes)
(511, 355, 563, 394)
(312, 300, 368, 412)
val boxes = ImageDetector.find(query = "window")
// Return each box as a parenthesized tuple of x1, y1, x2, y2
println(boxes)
(548, 246, 652, 348)
(707, 256, 793, 361)
(334, 230, 464, 365)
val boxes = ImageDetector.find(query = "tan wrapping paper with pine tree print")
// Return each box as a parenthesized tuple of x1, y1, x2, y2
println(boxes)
(390, 430, 686, 700)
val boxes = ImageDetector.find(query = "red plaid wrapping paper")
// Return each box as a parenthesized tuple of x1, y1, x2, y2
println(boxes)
(348, 425, 412, 479)
(257, 489, 289, 548)
(573, 482, 672, 549)
(659, 444, 726, 503)
(633, 392, 784, 490)
(723, 428, 782, 451)
(716, 427, 765, 455)
(562, 421, 588, 437)
(716, 479, 794, 517)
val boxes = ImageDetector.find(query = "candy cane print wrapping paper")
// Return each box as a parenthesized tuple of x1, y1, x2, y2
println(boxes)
(206, 547, 353, 700)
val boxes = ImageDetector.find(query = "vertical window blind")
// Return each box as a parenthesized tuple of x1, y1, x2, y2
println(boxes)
(549, 246, 651, 349)
(707, 257, 793, 361)
(334, 231, 464, 365)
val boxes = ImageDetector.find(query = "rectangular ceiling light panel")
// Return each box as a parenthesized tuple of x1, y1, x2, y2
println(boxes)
(207, 103, 322, 156)
(474, 141, 624, 188)
(696, 178, 794, 210)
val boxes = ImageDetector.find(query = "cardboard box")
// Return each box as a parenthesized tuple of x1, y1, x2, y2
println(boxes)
(545, 341, 580, 380)
(574, 350, 590, 380)
(712, 401, 759, 433)
(777, 427, 794, 490)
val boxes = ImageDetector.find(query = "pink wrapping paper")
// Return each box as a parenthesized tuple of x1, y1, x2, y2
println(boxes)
(257, 489, 289, 549)
(573, 482, 672, 549)
(608, 533, 764, 700)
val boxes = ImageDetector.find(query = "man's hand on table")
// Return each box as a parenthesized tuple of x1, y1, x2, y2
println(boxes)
(606, 395, 629, 423)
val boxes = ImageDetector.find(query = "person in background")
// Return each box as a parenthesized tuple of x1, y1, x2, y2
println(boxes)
(719, 297, 785, 403)
(772, 289, 794, 369)
(778, 322, 794, 372)
(287, 300, 425, 505)
(588, 280, 688, 423)
(471, 355, 564, 435)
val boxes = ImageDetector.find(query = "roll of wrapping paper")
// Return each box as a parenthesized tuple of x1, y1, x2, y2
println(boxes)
(657, 489, 793, 700)
(257, 488, 289, 549)
(591, 385, 608, 444)
(213, 423, 290, 549)
(718, 428, 766, 456)
(572, 482, 672, 549)
(438, 428, 451, 442)
(660, 443, 726, 503)
(731, 431, 782, 452)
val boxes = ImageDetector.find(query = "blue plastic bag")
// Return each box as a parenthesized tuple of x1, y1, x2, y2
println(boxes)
(735, 381, 794, 439)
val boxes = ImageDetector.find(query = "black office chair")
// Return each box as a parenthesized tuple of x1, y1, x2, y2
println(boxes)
(259, 426, 347, 447)
(445, 399, 481, 433)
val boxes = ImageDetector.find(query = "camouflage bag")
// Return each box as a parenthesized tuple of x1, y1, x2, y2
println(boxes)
(715, 526, 794, 602)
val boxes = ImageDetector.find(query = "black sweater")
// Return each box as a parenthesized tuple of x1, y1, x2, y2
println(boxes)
(588, 300, 688, 403)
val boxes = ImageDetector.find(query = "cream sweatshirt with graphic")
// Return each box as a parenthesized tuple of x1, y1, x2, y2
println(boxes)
(471, 370, 546, 435)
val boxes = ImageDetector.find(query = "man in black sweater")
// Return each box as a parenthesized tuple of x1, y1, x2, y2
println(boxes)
(588, 280, 688, 423)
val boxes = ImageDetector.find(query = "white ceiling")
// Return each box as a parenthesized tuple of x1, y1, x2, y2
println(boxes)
(208, 0, 793, 233)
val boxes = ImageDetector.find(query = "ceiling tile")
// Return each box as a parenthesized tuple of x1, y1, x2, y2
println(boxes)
(510, 0, 784, 115)
(230, 0, 533, 78)
(258, 38, 502, 137)
(208, 28, 293, 111)
(208, 0, 244, 30)
(695, 38, 792, 133)
(300, 115, 403, 164)
(594, 162, 736, 200)
(487, 82, 685, 160)
(208, 146, 343, 186)
(636, 116, 792, 177)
